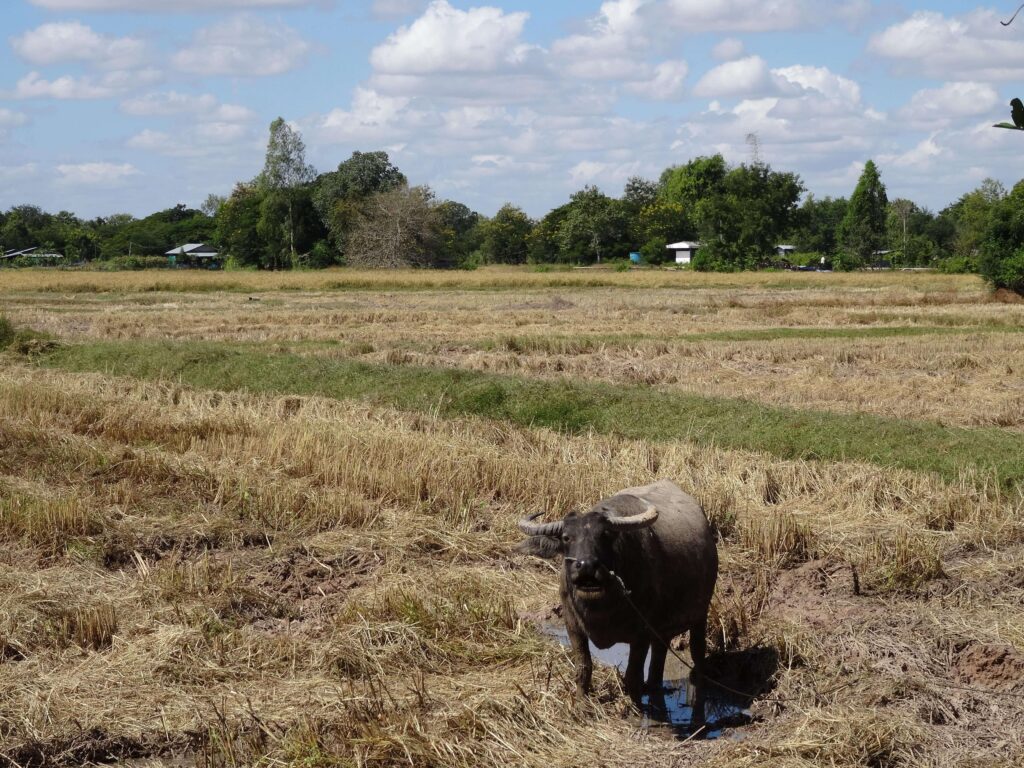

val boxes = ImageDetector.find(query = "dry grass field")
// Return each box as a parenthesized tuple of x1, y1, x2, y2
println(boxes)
(1, 267, 1023, 767)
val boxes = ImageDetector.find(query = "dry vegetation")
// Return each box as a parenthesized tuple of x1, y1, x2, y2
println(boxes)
(1, 268, 1023, 767)
(5, 269, 1024, 428)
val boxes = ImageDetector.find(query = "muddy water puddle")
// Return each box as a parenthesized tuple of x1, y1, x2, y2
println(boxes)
(543, 624, 752, 739)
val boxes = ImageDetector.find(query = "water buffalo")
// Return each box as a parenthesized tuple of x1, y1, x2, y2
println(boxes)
(518, 479, 718, 727)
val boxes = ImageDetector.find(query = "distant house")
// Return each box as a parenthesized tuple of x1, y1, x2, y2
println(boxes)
(1, 246, 63, 264)
(868, 250, 893, 270)
(666, 241, 700, 265)
(166, 243, 222, 268)
(776, 244, 796, 257)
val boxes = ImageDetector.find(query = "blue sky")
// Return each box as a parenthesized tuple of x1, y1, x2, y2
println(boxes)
(1, 0, 1022, 219)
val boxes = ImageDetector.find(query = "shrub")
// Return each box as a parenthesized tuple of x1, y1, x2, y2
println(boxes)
(937, 254, 976, 274)
(0, 315, 13, 349)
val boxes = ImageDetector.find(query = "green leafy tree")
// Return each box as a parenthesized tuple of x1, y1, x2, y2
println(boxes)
(979, 178, 1024, 294)
(790, 195, 847, 256)
(312, 150, 406, 258)
(557, 186, 630, 264)
(658, 154, 728, 237)
(944, 178, 1006, 266)
(527, 203, 571, 263)
(837, 159, 888, 269)
(258, 117, 316, 267)
(482, 204, 533, 264)
(693, 162, 803, 271)
(201, 194, 227, 218)
(434, 200, 483, 268)
(216, 183, 266, 268)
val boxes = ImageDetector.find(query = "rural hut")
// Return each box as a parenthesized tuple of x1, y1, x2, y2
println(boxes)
(166, 243, 222, 268)
(666, 241, 700, 265)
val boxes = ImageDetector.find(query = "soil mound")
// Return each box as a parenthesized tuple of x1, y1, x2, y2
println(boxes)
(954, 642, 1024, 692)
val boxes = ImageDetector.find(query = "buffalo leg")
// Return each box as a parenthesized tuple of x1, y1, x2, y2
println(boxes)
(689, 618, 708, 734)
(624, 641, 649, 702)
(645, 638, 670, 718)
(564, 611, 593, 697)
(646, 639, 668, 693)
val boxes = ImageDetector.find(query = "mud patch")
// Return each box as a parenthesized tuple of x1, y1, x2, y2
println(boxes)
(538, 622, 755, 739)
(767, 558, 868, 631)
(245, 548, 381, 634)
(954, 642, 1024, 693)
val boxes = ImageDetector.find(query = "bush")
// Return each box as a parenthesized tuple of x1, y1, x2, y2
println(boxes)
(0, 315, 55, 355)
(458, 250, 483, 270)
(95, 255, 169, 271)
(937, 254, 976, 274)
(980, 247, 1024, 293)
(639, 237, 668, 265)
(0, 315, 13, 349)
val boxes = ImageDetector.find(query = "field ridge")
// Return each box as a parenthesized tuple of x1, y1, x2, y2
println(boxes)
(38, 339, 1024, 489)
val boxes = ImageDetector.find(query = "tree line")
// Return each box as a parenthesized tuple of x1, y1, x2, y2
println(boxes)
(2, 117, 1022, 292)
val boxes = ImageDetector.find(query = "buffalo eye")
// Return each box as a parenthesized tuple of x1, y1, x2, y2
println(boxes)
(561, 534, 571, 544)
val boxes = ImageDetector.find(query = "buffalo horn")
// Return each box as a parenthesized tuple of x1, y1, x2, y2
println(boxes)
(517, 512, 564, 537)
(605, 502, 658, 530)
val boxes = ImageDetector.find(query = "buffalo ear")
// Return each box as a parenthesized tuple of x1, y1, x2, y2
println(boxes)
(516, 535, 562, 559)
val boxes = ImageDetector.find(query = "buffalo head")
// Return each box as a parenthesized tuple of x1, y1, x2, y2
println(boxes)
(517, 500, 658, 601)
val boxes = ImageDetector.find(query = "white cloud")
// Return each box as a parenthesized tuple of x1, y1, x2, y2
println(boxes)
(0, 163, 38, 182)
(879, 135, 944, 170)
(568, 158, 643, 188)
(370, 0, 532, 74)
(12, 22, 146, 70)
(0, 109, 29, 128)
(552, 0, 650, 81)
(315, 87, 429, 144)
(868, 10, 1024, 81)
(56, 162, 140, 185)
(772, 65, 860, 106)
(372, 0, 426, 18)
(661, 0, 865, 33)
(173, 15, 311, 77)
(121, 91, 256, 122)
(711, 37, 745, 61)
(625, 59, 688, 100)
(128, 121, 255, 156)
(898, 82, 1000, 127)
(30, 0, 320, 9)
(12, 68, 161, 99)
(693, 55, 771, 98)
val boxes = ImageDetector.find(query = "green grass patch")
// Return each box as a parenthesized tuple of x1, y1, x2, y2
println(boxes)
(39, 340, 1024, 489)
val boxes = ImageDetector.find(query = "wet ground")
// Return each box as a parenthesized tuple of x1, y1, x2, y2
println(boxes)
(542, 624, 753, 739)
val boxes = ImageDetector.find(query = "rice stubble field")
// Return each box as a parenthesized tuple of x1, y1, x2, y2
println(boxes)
(1, 267, 1023, 767)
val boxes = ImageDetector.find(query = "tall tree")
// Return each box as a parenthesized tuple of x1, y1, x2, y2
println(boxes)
(557, 186, 630, 264)
(944, 178, 1006, 263)
(434, 200, 483, 268)
(837, 159, 888, 269)
(693, 162, 803, 271)
(888, 198, 916, 265)
(979, 178, 1024, 294)
(216, 183, 266, 268)
(345, 185, 438, 268)
(791, 195, 847, 256)
(482, 204, 533, 264)
(259, 117, 316, 267)
(658, 154, 729, 238)
(312, 150, 406, 258)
